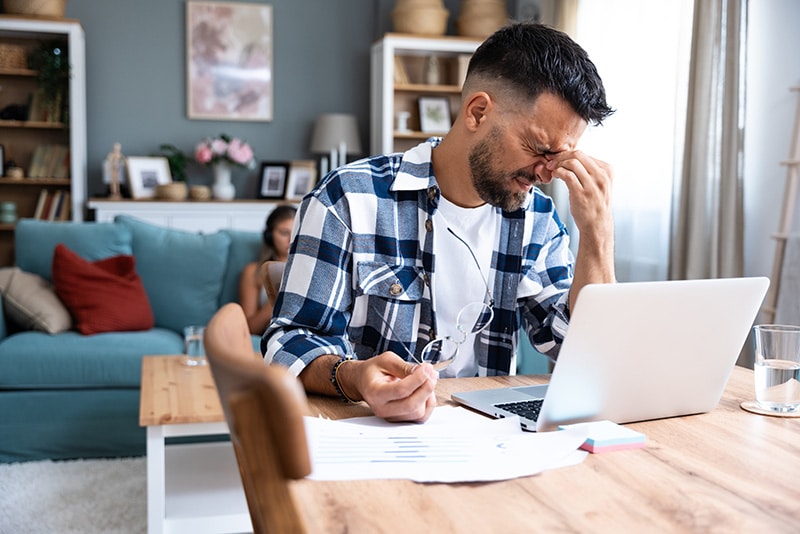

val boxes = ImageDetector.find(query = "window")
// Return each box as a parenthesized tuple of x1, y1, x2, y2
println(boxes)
(574, 0, 694, 281)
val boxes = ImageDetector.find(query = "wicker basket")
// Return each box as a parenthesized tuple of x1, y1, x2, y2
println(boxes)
(155, 182, 188, 201)
(392, 6, 449, 36)
(4, 0, 67, 17)
(0, 44, 27, 69)
(189, 185, 211, 201)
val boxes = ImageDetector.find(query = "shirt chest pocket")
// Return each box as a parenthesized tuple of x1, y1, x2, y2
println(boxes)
(356, 261, 425, 302)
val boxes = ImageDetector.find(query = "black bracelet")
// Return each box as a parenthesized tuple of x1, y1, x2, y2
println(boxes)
(330, 357, 358, 404)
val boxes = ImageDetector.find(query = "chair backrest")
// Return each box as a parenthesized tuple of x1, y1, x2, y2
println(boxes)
(261, 260, 286, 304)
(204, 302, 310, 534)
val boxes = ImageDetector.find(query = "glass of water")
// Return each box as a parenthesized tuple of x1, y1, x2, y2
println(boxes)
(183, 325, 206, 366)
(752, 324, 800, 412)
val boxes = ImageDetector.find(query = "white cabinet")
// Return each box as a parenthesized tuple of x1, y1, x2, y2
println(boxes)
(370, 33, 481, 155)
(88, 199, 291, 233)
(0, 16, 87, 265)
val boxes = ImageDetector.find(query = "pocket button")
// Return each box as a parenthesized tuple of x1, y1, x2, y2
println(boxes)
(389, 283, 403, 296)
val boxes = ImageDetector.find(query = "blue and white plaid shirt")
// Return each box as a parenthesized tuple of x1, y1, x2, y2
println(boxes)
(262, 139, 573, 376)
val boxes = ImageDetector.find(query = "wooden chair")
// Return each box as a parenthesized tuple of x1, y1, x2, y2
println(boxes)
(204, 302, 310, 534)
(260, 260, 286, 304)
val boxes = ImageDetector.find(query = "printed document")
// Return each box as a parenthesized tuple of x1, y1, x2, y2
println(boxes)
(304, 406, 588, 483)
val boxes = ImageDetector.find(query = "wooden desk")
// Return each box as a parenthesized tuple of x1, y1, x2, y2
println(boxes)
(141, 359, 798, 533)
(294, 366, 800, 533)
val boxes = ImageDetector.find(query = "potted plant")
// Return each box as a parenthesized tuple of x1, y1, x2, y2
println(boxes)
(28, 39, 70, 123)
(155, 144, 189, 182)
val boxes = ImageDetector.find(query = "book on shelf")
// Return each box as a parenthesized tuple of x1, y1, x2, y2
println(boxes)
(48, 190, 65, 221)
(28, 144, 69, 179)
(52, 145, 70, 179)
(33, 189, 48, 219)
(38, 190, 54, 220)
(28, 145, 48, 178)
(27, 90, 45, 122)
(394, 56, 409, 85)
(27, 89, 62, 124)
(59, 192, 71, 220)
(32, 189, 67, 221)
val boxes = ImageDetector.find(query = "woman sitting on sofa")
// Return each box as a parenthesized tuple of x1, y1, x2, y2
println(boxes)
(239, 204, 297, 335)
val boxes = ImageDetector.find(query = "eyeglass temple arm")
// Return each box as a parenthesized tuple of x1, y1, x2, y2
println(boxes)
(370, 306, 423, 365)
(446, 227, 494, 307)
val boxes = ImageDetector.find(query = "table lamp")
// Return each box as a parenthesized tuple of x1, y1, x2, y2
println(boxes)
(310, 113, 362, 176)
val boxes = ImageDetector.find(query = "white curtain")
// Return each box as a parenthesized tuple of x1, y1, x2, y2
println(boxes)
(570, 1, 694, 281)
(669, 0, 748, 280)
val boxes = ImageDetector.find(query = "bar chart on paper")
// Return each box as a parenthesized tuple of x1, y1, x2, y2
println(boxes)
(303, 407, 588, 483)
(314, 434, 473, 464)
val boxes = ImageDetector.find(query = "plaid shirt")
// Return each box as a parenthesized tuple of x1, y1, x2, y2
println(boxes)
(262, 139, 573, 377)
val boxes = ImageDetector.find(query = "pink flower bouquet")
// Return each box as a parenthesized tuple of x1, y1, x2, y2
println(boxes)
(194, 134, 255, 169)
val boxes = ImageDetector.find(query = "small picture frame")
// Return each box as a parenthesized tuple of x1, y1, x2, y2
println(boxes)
(285, 160, 317, 201)
(127, 156, 172, 199)
(418, 96, 452, 133)
(258, 161, 289, 199)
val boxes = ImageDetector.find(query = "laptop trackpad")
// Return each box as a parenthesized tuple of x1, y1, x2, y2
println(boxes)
(509, 385, 548, 399)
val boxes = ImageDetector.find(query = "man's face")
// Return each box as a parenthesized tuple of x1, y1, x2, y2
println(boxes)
(468, 92, 587, 211)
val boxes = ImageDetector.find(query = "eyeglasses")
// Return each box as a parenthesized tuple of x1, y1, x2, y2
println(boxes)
(373, 227, 494, 371)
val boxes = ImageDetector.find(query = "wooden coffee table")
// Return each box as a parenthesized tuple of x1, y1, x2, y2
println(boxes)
(139, 355, 251, 534)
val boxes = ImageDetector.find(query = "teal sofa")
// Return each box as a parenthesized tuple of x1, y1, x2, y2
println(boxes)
(0, 215, 263, 463)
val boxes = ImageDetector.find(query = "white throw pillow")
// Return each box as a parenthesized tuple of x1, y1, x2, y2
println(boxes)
(0, 267, 72, 334)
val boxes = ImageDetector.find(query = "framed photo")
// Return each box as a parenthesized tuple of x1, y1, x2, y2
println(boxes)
(186, 1, 273, 121)
(418, 96, 452, 133)
(285, 160, 317, 201)
(258, 161, 289, 199)
(127, 157, 172, 199)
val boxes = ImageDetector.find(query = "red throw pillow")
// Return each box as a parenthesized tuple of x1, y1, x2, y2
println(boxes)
(52, 243, 154, 335)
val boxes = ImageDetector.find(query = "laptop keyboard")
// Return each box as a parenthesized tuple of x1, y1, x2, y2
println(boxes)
(495, 399, 544, 422)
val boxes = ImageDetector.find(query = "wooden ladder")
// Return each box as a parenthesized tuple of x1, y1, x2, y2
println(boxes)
(762, 85, 800, 323)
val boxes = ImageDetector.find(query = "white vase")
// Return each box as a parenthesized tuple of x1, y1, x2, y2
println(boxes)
(212, 162, 235, 200)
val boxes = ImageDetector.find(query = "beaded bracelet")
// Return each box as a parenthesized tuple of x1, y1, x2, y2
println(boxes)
(330, 357, 358, 404)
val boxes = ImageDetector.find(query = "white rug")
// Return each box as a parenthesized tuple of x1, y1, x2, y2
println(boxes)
(0, 456, 146, 534)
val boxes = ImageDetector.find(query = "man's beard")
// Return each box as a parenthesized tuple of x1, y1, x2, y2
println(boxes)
(468, 128, 534, 212)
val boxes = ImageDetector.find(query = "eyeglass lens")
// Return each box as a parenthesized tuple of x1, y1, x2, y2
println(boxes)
(420, 302, 494, 369)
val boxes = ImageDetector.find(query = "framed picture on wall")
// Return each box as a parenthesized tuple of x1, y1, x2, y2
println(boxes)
(186, 1, 273, 121)
(418, 96, 451, 133)
(285, 160, 317, 201)
(258, 161, 289, 199)
(127, 157, 172, 199)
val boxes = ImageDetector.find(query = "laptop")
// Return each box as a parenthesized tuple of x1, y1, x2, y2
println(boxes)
(451, 277, 770, 432)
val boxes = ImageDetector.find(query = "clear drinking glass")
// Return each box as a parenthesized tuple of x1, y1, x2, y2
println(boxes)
(752, 324, 800, 412)
(183, 325, 206, 366)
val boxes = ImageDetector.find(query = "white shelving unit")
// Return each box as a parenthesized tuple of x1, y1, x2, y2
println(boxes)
(0, 16, 87, 265)
(370, 33, 481, 155)
(89, 199, 292, 233)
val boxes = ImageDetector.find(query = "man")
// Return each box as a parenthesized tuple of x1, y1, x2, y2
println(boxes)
(263, 22, 615, 424)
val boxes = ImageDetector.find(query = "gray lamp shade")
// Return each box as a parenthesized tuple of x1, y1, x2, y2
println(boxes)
(310, 113, 362, 155)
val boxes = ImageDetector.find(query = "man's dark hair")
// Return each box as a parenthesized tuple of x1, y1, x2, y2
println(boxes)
(467, 22, 614, 125)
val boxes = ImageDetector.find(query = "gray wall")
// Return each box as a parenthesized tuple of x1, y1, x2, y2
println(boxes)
(61, 0, 479, 199)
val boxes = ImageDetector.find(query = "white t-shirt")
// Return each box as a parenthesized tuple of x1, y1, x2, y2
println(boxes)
(432, 197, 499, 377)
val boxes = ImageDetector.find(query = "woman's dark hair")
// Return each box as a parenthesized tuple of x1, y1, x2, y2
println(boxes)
(262, 204, 297, 247)
(466, 22, 614, 125)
